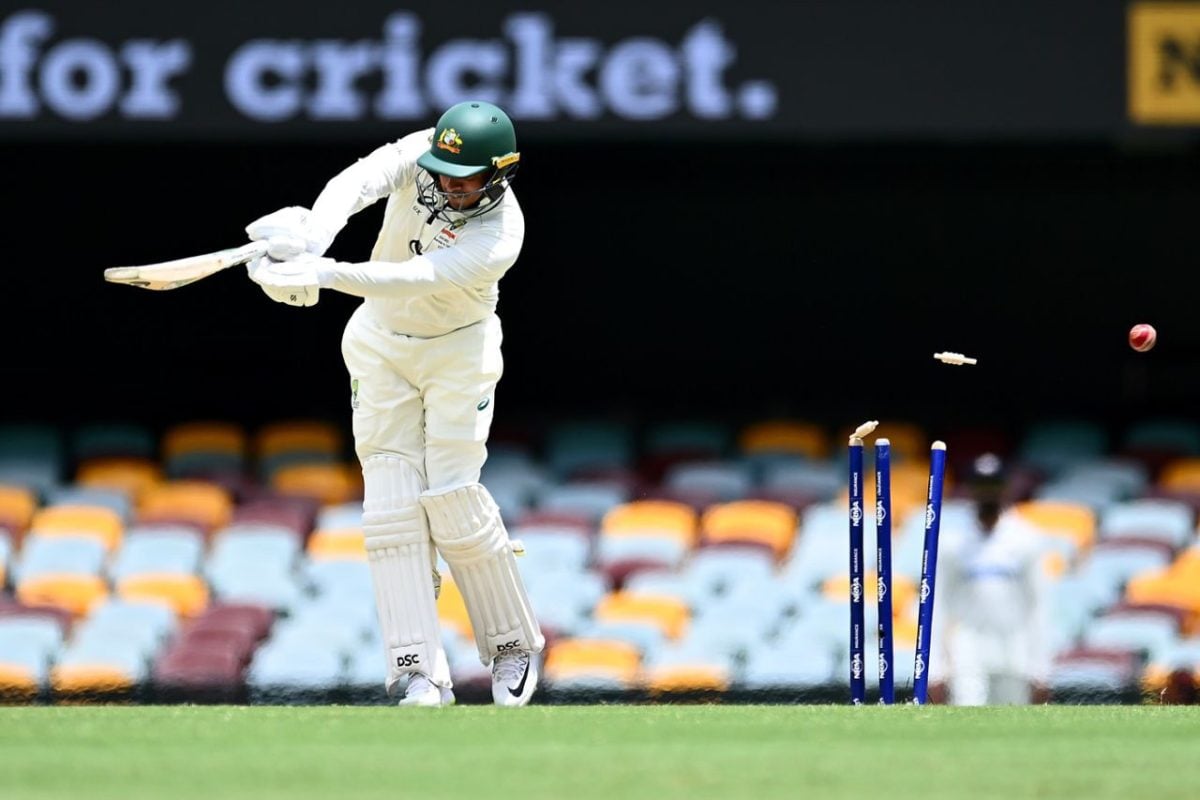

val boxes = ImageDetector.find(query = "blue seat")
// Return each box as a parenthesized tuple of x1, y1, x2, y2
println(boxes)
(644, 421, 731, 457)
(81, 599, 177, 650)
(739, 641, 839, 690)
(1075, 541, 1173, 598)
(55, 637, 150, 682)
(247, 640, 345, 692)
(13, 534, 106, 583)
(536, 483, 630, 523)
(208, 525, 301, 576)
(313, 502, 362, 531)
(511, 526, 591, 574)
(0, 616, 65, 664)
(1123, 418, 1200, 456)
(623, 571, 711, 609)
(663, 461, 754, 503)
(576, 619, 667, 659)
(1099, 499, 1194, 548)
(526, 570, 607, 635)
(1056, 459, 1150, 498)
(44, 486, 134, 523)
(760, 459, 842, 500)
(543, 420, 635, 478)
(680, 546, 776, 597)
(594, 534, 688, 573)
(302, 560, 374, 603)
(1018, 420, 1108, 474)
(70, 422, 156, 461)
(109, 529, 204, 582)
(1082, 613, 1179, 662)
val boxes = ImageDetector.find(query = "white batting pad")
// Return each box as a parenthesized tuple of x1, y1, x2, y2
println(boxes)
(421, 483, 545, 664)
(362, 455, 451, 693)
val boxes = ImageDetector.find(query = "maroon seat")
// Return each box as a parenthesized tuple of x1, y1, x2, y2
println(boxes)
(515, 510, 595, 534)
(153, 646, 246, 702)
(0, 603, 74, 636)
(191, 602, 276, 642)
(601, 559, 673, 590)
(231, 496, 318, 539)
(746, 487, 824, 514)
(1104, 601, 1187, 631)
(638, 450, 722, 486)
(175, 626, 261, 666)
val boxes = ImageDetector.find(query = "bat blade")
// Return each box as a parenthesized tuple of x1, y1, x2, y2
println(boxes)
(104, 241, 268, 291)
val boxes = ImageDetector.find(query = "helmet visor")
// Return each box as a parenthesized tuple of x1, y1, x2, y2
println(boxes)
(417, 150, 490, 179)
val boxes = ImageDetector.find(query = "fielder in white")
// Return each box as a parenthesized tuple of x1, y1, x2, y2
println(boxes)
(930, 454, 1054, 705)
(243, 100, 543, 707)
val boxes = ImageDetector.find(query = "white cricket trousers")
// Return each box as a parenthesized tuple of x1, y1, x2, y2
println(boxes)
(341, 304, 503, 488)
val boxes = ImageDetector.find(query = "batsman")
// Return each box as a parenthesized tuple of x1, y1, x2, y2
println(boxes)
(243, 101, 542, 707)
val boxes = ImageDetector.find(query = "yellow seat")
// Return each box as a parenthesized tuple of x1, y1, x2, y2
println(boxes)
(0, 484, 37, 544)
(701, 500, 797, 560)
(593, 592, 690, 640)
(436, 576, 473, 641)
(256, 420, 344, 460)
(17, 574, 108, 617)
(50, 664, 135, 696)
(600, 500, 697, 546)
(29, 505, 124, 552)
(1125, 570, 1200, 635)
(76, 458, 163, 503)
(543, 638, 641, 686)
(1159, 458, 1200, 492)
(137, 481, 233, 535)
(116, 573, 209, 618)
(307, 529, 366, 561)
(162, 421, 246, 461)
(0, 664, 40, 702)
(739, 420, 828, 459)
(643, 664, 730, 694)
(822, 572, 919, 612)
(1013, 500, 1096, 552)
(271, 463, 362, 505)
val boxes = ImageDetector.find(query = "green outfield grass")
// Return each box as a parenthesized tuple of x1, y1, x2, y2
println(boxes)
(1, 705, 1198, 800)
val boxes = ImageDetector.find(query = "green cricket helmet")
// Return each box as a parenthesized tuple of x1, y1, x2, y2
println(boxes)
(418, 100, 520, 179)
(414, 102, 520, 224)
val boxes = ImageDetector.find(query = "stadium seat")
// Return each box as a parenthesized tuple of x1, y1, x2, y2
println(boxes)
(575, 618, 668, 658)
(1082, 607, 1181, 662)
(255, 419, 346, 478)
(70, 422, 156, 463)
(601, 500, 697, 545)
(0, 423, 65, 496)
(699, 500, 797, 560)
(0, 484, 36, 545)
(661, 460, 754, 507)
(137, 480, 233, 536)
(109, 527, 205, 582)
(681, 545, 778, 597)
(1123, 418, 1200, 457)
(1073, 538, 1174, 600)
(116, 573, 210, 618)
(542, 637, 641, 689)
(1049, 646, 1140, 698)
(76, 457, 163, 504)
(1158, 458, 1200, 493)
(270, 462, 362, 505)
(205, 526, 303, 612)
(536, 482, 630, 524)
(1099, 499, 1194, 548)
(511, 525, 591, 574)
(0, 614, 65, 698)
(525, 570, 608, 637)
(44, 485, 133, 523)
(739, 420, 828, 460)
(230, 495, 317, 541)
(246, 639, 345, 698)
(759, 458, 842, 502)
(593, 592, 690, 641)
(1013, 500, 1096, 553)
(28, 504, 124, 552)
(306, 528, 365, 561)
(739, 642, 839, 691)
(543, 420, 635, 479)
(1017, 419, 1108, 474)
(161, 421, 247, 479)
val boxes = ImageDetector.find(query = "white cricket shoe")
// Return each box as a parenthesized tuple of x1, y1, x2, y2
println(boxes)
(398, 675, 455, 707)
(492, 651, 538, 707)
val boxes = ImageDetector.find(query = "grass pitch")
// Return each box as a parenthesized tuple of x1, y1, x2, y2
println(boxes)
(1, 705, 1198, 799)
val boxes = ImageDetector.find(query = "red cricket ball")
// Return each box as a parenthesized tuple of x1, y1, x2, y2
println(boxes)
(1129, 323, 1157, 353)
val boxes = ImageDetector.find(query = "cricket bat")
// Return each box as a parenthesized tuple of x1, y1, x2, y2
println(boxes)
(104, 241, 268, 291)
